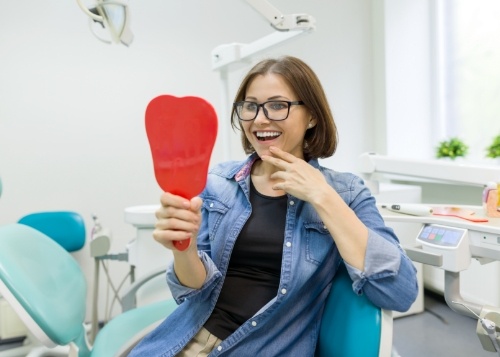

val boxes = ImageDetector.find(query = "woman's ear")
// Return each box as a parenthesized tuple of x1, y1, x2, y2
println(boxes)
(307, 117, 317, 129)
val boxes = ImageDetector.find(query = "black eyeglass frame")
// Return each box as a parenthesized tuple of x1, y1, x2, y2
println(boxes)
(233, 100, 305, 121)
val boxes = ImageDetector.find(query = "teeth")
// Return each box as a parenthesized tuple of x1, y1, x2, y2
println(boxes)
(256, 132, 281, 138)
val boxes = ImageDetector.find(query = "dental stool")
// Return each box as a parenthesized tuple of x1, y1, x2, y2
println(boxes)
(0, 223, 177, 357)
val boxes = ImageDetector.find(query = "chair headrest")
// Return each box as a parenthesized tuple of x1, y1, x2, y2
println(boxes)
(18, 211, 86, 252)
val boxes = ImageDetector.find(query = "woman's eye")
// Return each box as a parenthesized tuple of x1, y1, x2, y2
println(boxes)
(269, 102, 286, 110)
(244, 103, 257, 110)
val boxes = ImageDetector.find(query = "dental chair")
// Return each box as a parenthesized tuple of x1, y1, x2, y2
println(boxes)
(316, 263, 393, 357)
(0, 211, 87, 357)
(0, 223, 177, 357)
(0, 221, 392, 356)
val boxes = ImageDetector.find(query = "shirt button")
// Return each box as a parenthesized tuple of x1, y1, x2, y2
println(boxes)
(281, 288, 287, 295)
(286, 241, 292, 247)
(217, 346, 222, 351)
(289, 200, 295, 206)
(251, 321, 257, 326)
(209, 203, 214, 208)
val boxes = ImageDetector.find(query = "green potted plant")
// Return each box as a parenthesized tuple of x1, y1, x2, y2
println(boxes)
(485, 134, 500, 159)
(436, 137, 468, 160)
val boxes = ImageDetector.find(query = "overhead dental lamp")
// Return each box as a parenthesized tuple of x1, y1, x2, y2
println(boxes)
(212, 0, 316, 70)
(76, 0, 133, 46)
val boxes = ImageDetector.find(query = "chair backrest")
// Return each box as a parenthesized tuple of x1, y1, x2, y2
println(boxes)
(17, 211, 86, 252)
(0, 224, 90, 356)
(316, 263, 393, 357)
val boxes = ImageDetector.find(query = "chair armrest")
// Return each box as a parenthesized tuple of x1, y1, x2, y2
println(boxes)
(120, 267, 166, 312)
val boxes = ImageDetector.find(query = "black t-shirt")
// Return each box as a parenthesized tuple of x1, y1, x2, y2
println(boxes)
(204, 180, 287, 339)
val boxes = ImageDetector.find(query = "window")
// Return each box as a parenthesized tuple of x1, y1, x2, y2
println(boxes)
(436, 0, 500, 162)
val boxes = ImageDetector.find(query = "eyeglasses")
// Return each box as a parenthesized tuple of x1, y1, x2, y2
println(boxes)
(233, 100, 305, 121)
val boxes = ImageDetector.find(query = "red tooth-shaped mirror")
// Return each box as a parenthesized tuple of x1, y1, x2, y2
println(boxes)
(145, 95, 218, 250)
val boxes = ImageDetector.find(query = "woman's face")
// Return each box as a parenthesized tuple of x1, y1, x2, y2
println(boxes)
(240, 74, 315, 160)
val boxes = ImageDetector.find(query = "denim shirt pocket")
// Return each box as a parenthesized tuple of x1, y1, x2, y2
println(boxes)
(203, 197, 229, 240)
(304, 221, 333, 265)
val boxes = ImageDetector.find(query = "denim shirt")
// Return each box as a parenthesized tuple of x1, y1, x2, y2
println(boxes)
(129, 154, 418, 357)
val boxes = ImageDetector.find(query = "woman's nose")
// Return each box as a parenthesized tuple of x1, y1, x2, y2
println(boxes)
(253, 107, 270, 125)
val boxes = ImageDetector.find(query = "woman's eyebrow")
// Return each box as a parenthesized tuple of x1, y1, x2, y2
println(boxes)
(244, 95, 288, 101)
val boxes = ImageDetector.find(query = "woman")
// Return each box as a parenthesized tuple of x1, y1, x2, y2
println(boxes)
(129, 56, 418, 356)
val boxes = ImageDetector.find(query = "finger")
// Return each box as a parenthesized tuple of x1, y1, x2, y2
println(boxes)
(155, 204, 201, 229)
(156, 215, 199, 232)
(153, 229, 191, 249)
(261, 154, 288, 170)
(160, 192, 191, 209)
(190, 196, 203, 212)
(269, 146, 298, 162)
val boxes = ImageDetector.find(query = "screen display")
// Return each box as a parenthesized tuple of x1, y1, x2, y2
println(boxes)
(417, 224, 466, 248)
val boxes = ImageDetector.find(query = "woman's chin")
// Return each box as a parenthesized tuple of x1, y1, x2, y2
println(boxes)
(255, 148, 272, 158)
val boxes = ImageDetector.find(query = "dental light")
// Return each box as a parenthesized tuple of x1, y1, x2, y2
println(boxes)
(212, 0, 316, 70)
(76, 0, 133, 46)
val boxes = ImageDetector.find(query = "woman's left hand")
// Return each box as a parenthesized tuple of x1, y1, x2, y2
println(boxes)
(261, 146, 331, 203)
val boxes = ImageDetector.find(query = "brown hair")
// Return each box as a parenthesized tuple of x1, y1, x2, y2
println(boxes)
(231, 56, 338, 159)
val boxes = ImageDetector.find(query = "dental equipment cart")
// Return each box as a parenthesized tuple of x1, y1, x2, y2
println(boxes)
(380, 206, 500, 355)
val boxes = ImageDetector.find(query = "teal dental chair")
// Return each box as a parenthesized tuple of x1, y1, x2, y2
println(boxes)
(316, 263, 393, 357)
(0, 223, 177, 357)
(0, 221, 392, 356)
(0, 211, 87, 357)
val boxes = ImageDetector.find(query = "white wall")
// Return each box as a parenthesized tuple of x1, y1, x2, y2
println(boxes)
(0, 0, 379, 322)
(372, 0, 434, 159)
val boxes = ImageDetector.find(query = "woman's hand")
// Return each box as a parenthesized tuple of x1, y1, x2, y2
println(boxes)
(261, 146, 332, 204)
(153, 192, 203, 252)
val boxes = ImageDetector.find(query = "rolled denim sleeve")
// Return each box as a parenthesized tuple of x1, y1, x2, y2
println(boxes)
(344, 229, 418, 312)
(166, 251, 222, 304)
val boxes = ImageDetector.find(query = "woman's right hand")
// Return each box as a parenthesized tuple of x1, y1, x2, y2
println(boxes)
(153, 192, 203, 252)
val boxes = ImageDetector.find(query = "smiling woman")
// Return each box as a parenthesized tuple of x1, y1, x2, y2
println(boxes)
(129, 55, 418, 357)
(231, 56, 337, 162)
(236, 73, 314, 161)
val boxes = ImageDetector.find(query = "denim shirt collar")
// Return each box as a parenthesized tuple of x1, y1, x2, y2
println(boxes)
(233, 153, 321, 182)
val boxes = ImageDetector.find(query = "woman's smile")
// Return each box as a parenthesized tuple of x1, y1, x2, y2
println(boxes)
(254, 130, 282, 141)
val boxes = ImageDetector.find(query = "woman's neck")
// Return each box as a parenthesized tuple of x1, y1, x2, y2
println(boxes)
(250, 159, 286, 197)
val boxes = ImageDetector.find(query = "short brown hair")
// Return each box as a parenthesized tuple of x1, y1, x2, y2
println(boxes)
(231, 56, 338, 159)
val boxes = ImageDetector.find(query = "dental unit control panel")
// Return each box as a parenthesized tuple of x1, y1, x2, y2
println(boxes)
(380, 206, 500, 355)
(416, 224, 470, 272)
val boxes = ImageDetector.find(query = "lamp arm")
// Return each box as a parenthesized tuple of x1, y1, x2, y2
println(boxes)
(76, 0, 103, 22)
(245, 0, 315, 31)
